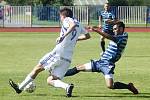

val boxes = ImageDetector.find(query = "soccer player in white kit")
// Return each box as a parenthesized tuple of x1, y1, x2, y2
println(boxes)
(9, 7, 90, 97)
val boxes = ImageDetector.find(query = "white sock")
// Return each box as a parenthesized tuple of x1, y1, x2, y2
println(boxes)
(52, 80, 69, 90)
(19, 75, 33, 90)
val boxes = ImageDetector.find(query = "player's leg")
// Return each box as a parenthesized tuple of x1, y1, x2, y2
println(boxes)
(105, 77, 135, 90)
(100, 36, 105, 53)
(104, 75, 139, 94)
(65, 62, 92, 76)
(19, 64, 44, 90)
(102, 64, 138, 94)
(9, 64, 44, 94)
(104, 75, 134, 90)
(9, 52, 53, 94)
(47, 60, 74, 97)
(100, 61, 139, 94)
(47, 75, 74, 97)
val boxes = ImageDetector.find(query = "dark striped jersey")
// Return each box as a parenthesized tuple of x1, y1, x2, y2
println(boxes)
(100, 10, 116, 31)
(100, 32, 128, 63)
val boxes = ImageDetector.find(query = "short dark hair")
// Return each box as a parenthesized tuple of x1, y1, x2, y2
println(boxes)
(115, 21, 125, 29)
(59, 7, 73, 18)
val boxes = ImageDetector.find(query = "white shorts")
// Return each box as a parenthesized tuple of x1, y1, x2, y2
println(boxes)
(39, 52, 71, 79)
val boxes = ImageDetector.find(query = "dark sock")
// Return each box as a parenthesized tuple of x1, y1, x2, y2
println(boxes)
(113, 82, 129, 89)
(101, 41, 105, 52)
(64, 67, 79, 77)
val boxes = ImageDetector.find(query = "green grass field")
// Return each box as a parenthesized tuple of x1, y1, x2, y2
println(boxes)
(0, 32, 150, 100)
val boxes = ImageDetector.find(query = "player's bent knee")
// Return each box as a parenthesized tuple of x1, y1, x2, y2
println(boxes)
(47, 75, 60, 85)
(47, 77, 53, 85)
(101, 36, 105, 41)
(106, 84, 114, 89)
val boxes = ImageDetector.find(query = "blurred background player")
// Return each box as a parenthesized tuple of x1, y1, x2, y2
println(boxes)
(9, 7, 90, 97)
(65, 21, 139, 94)
(99, 3, 117, 54)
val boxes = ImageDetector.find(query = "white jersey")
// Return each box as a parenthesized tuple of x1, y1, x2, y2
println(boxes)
(52, 17, 88, 60)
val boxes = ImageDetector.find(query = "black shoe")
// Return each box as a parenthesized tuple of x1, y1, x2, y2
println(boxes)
(9, 79, 22, 94)
(66, 84, 74, 97)
(128, 83, 139, 94)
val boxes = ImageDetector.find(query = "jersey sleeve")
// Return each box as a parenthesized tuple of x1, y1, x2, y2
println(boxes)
(63, 17, 74, 28)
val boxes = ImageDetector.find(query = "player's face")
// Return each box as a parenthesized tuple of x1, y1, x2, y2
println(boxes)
(104, 4, 110, 11)
(59, 14, 65, 22)
(113, 25, 123, 35)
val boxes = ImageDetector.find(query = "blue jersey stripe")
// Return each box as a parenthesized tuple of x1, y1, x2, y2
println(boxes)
(100, 10, 116, 31)
(101, 32, 128, 63)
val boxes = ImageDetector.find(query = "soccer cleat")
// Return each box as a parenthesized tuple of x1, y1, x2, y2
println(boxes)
(128, 83, 139, 94)
(9, 79, 22, 94)
(66, 84, 74, 97)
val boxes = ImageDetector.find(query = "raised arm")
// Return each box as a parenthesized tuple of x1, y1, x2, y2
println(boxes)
(57, 20, 77, 43)
(63, 21, 76, 37)
(105, 19, 119, 25)
(91, 27, 115, 41)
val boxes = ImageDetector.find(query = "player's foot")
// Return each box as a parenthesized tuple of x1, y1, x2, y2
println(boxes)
(66, 84, 74, 97)
(128, 83, 139, 94)
(9, 79, 22, 94)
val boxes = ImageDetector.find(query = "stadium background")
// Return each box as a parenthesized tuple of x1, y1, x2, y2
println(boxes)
(0, 0, 150, 28)
(0, 0, 150, 100)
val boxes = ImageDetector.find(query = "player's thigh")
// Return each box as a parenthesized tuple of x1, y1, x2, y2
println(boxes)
(80, 62, 92, 71)
(101, 65, 115, 78)
(39, 52, 60, 71)
(51, 60, 70, 79)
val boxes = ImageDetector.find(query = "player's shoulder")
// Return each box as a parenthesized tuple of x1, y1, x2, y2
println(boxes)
(122, 32, 128, 37)
(63, 17, 76, 27)
(64, 17, 74, 22)
(112, 32, 127, 42)
(116, 32, 128, 40)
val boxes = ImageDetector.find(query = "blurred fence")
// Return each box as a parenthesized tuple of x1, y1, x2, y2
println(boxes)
(0, 6, 31, 27)
(0, 5, 150, 27)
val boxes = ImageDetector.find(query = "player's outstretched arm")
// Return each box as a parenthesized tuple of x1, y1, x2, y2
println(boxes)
(106, 19, 119, 25)
(91, 27, 115, 41)
(77, 33, 91, 41)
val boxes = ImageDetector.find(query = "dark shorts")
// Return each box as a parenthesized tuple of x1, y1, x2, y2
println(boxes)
(91, 59, 115, 75)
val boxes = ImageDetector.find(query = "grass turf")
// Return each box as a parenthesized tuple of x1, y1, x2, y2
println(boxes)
(0, 32, 150, 100)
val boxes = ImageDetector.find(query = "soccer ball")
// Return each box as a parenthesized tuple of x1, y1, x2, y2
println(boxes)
(24, 81, 36, 93)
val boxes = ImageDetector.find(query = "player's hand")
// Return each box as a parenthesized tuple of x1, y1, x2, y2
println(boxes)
(98, 25, 102, 28)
